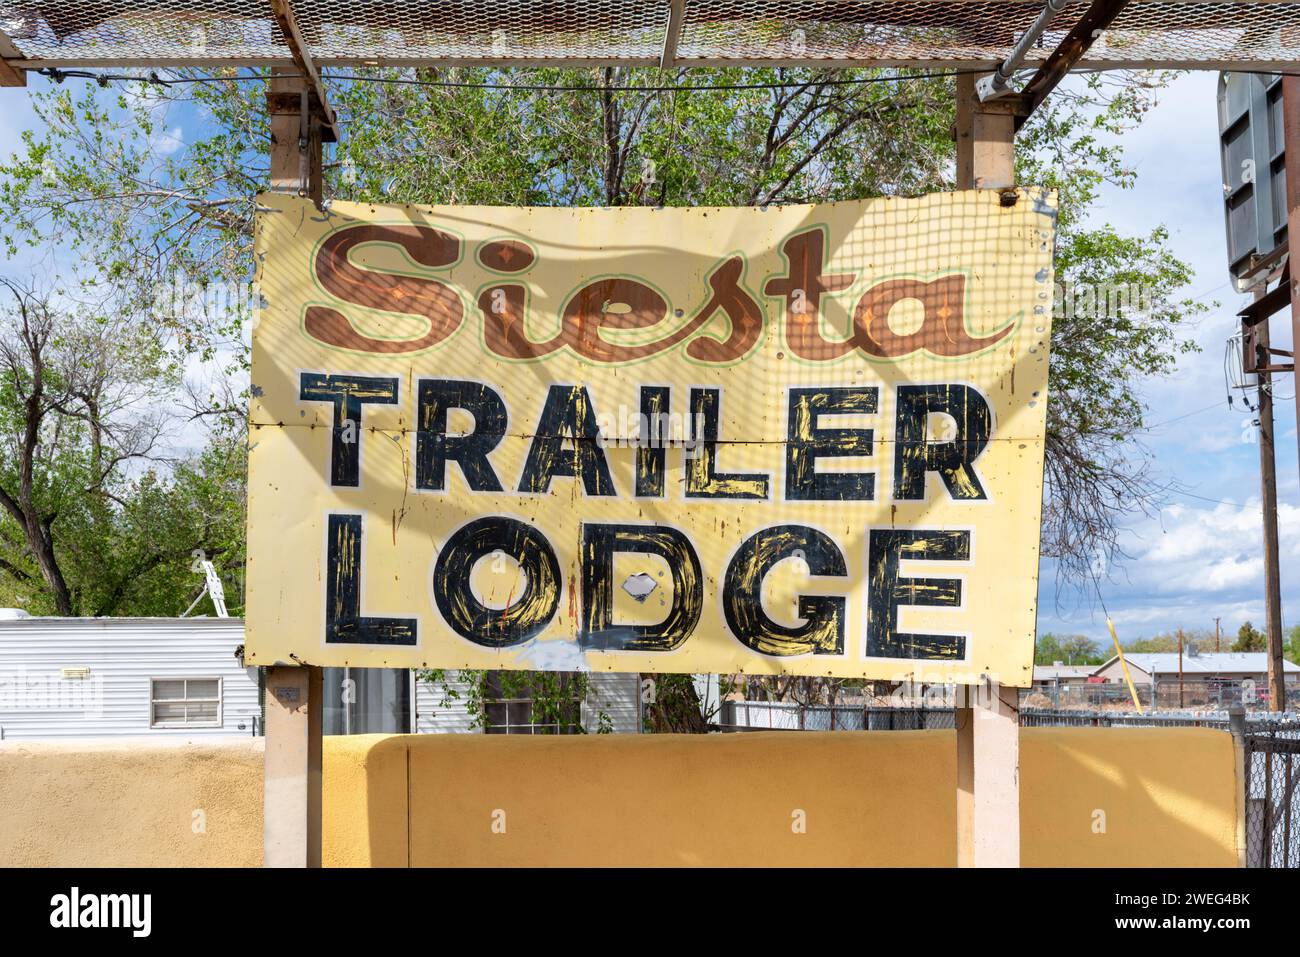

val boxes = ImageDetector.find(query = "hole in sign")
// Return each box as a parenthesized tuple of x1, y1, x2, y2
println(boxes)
(622, 572, 659, 603)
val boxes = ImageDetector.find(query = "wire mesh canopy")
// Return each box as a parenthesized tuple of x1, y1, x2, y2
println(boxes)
(1, 0, 1299, 71)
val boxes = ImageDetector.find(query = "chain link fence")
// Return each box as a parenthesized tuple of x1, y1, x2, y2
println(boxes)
(1028, 680, 1298, 712)
(1243, 723, 1300, 868)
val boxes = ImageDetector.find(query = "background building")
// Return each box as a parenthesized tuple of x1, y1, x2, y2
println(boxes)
(0, 615, 640, 739)
(1093, 651, 1300, 708)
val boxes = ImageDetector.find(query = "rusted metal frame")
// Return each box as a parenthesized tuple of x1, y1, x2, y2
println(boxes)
(269, 0, 338, 143)
(1240, 265, 1295, 376)
(1241, 278, 1290, 329)
(1239, 239, 1289, 287)
(1249, 735, 1300, 755)
(1014, 0, 1134, 130)
(661, 0, 685, 69)
(0, 28, 26, 86)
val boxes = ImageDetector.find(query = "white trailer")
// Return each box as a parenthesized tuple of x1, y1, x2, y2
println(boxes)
(0, 615, 259, 739)
(0, 613, 642, 738)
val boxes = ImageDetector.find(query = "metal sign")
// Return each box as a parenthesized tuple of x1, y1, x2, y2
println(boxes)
(245, 191, 1056, 687)
(1219, 71, 1287, 291)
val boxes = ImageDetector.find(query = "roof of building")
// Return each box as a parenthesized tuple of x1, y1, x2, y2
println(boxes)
(1098, 652, 1300, 676)
(1032, 664, 1095, 681)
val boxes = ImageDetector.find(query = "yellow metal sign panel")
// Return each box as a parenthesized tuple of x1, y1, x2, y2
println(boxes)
(246, 190, 1056, 687)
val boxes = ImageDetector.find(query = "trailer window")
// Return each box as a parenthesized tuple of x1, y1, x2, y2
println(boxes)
(150, 677, 222, 728)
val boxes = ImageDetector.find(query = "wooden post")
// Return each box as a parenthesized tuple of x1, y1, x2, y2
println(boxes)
(954, 73, 1020, 868)
(955, 74, 1016, 191)
(0, 59, 24, 87)
(262, 66, 325, 868)
(267, 67, 323, 203)
(1247, 298, 1286, 712)
(263, 665, 323, 867)
(0, 31, 26, 88)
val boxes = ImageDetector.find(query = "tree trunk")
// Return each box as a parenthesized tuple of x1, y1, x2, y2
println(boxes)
(23, 512, 73, 615)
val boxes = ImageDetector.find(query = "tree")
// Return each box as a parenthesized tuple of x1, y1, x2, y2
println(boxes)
(0, 278, 164, 613)
(1036, 632, 1103, 665)
(0, 277, 246, 616)
(1122, 629, 1211, 655)
(1233, 621, 1267, 653)
(1014, 75, 1208, 587)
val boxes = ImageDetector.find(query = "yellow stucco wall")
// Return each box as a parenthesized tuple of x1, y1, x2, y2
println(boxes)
(0, 738, 264, 867)
(0, 728, 1244, 867)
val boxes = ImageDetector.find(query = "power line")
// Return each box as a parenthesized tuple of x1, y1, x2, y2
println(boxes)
(36, 67, 291, 89)
(36, 64, 985, 95)
(1166, 489, 1258, 509)
(1138, 400, 1229, 433)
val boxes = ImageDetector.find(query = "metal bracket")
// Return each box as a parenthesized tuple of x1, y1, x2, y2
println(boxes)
(975, 73, 1015, 102)
(977, 0, 1073, 103)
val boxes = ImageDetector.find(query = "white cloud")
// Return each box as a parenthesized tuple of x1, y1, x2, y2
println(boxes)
(151, 125, 184, 156)
(1130, 500, 1300, 593)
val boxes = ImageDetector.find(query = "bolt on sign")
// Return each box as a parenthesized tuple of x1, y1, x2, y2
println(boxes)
(246, 189, 1057, 686)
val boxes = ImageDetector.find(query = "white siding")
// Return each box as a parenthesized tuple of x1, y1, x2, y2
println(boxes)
(0, 618, 259, 740)
(583, 673, 641, 733)
(414, 670, 478, 733)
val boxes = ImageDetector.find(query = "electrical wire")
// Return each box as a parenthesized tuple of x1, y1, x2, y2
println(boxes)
(1138, 400, 1230, 433)
(1164, 488, 1263, 509)
(36, 66, 276, 88)
(35, 64, 989, 94)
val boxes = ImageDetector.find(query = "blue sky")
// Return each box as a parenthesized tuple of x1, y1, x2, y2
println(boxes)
(0, 70, 1295, 647)
(1037, 72, 1300, 646)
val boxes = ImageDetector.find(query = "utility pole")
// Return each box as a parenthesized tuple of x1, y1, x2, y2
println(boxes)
(1244, 287, 1287, 712)
(1215, 617, 1221, 653)
(1178, 629, 1185, 709)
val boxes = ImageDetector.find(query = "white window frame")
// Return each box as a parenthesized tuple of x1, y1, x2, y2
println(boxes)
(484, 696, 563, 735)
(149, 676, 224, 729)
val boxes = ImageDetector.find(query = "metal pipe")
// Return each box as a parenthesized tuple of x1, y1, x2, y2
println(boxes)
(978, 0, 1074, 101)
